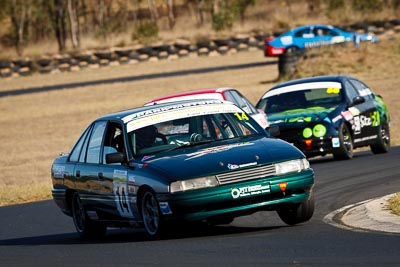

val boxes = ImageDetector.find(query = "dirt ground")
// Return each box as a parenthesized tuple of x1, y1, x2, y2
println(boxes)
(0, 31, 399, 206)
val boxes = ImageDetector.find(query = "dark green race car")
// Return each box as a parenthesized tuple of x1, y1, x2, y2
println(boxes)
(51, 99, 314, 238)
(256, 75, 390, 159)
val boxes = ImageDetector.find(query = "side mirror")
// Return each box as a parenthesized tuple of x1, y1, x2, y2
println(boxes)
(106, 152, 125, 164)
(350, 96, 365, 106)
(267, 125, 280, 137)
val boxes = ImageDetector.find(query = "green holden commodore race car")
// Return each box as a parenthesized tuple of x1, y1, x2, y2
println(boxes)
(51, 99, 314, 238)
(256, 75, 390, 159)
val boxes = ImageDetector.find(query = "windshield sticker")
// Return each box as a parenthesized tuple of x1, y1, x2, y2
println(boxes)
(231, 183, 270, 199)
(263, 82, 342, 98)
(185, 142, 254, 161)
(125, 102, 242, 133)
(227, 162, 257, 170)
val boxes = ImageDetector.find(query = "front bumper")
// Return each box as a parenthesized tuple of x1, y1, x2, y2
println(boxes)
(158, 169, 314, 222)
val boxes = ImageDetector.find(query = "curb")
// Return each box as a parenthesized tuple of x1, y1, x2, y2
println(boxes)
(341, 194, 400, 233)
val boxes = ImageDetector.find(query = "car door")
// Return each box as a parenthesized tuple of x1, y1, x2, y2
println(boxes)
(96, 121, 135, 220)
(348, 78, 380, 143)
(73, 120, 109, 216)
(344, 79, 378, 146)
(293, 27, 314, 48)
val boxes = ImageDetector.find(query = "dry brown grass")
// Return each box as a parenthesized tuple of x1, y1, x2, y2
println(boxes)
(0, 31, 399, 207)
(388, 193, 400, 216)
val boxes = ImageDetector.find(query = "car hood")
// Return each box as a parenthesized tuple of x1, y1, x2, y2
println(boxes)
(268, 106, 338, 128)
(138, 137, 303, 180)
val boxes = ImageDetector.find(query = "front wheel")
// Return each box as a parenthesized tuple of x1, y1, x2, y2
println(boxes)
(141, 190, 164, 237)
(370, 120, 390, 154)
(71, 192, 107, 239)
(277, 191, 314, 225)
(333, 123, 353, 160)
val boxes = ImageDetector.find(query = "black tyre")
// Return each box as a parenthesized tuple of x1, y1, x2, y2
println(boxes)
(141, 190, 164, 237)
(370, 120, 390, 154)
(71, 192, 107, 239)
(333, 123, 353, 160)
(277, 191, 314, 225)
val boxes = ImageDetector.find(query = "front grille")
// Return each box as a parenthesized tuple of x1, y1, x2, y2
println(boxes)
(216, 164, 276, 185)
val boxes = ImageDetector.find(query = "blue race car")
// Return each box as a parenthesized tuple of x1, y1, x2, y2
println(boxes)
(265, 24, 378, 57)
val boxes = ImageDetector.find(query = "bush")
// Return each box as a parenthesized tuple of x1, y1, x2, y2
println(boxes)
(133, 20, 159, 44)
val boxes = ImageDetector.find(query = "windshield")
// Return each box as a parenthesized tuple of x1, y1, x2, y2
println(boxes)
(127, 112, 262, 156)
(260, 87, 343, 114)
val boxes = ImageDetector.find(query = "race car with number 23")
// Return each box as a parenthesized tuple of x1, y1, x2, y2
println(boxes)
(51, 99, 314, 238)
(256, 75, 390, 159)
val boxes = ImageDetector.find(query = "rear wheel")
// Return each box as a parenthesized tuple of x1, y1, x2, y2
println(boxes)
(370, 120, 390, 154)
(333, 123, 353, 160)
(71, 192, 107, 239)
(141, 190, 164, 237)
(277, 191, 314, 225)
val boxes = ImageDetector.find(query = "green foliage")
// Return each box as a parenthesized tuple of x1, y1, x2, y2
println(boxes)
(352, 0, 383, 12)
(212, 11, 235, 32)
(132, 20, 159, 44)
(326, 0, 345, 10)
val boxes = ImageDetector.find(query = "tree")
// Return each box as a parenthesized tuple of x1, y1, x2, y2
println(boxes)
(9, 0, 33, 57)
(67, 0, 80, 49)
(45, 0, 68, 53)
(166, 0, 175, 29)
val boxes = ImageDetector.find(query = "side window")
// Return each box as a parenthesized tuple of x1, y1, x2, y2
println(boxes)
(102, 122, 124, 164)
(227, 90, 256, 115)
(86, 121, 107, 164)
(69, 125, 91, 162)
(350, 79, 373, 100)
(344, 80, 359, 102)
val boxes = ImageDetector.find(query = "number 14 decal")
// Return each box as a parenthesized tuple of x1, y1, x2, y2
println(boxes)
(234, 112, 249, 121)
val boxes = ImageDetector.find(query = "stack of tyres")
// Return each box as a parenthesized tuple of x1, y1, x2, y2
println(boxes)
(278, 49, 305, 79)
(0, 60, 13, 78)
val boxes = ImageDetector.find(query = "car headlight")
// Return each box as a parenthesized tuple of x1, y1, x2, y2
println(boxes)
(313, 124, 327, 137)
(275, 158, 310, 175)
(170, 176, 219, 193)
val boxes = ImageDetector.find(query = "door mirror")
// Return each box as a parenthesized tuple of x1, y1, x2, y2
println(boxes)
(106, 152, 125, 164)
(267, 125, 280, 137)
(350, 96, 365, 106)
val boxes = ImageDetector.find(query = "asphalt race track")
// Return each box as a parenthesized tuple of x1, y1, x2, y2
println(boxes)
(0, 147, 399, 266)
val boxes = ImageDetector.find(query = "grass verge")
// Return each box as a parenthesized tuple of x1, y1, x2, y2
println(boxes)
(387, 193, 400, 216)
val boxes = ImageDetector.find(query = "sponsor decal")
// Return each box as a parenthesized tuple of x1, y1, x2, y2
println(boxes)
(280, 36, 293, 45)
(185, 142, 254, 160)
(352, 113, 376, 134)
(227, 162, 257, 170)
(349, 107, 360, 116)
(231, 183, 270, 199)
(341, 111, 353, 121)
(332, 115, 342, 123)
(332, 137, 340, 148)
(53, 165, 65, 178)
(128, 174, 136, 185)
(354, 135, 378, 143)
(159, 202, 173, 215)
(142, 155, 155, 161)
